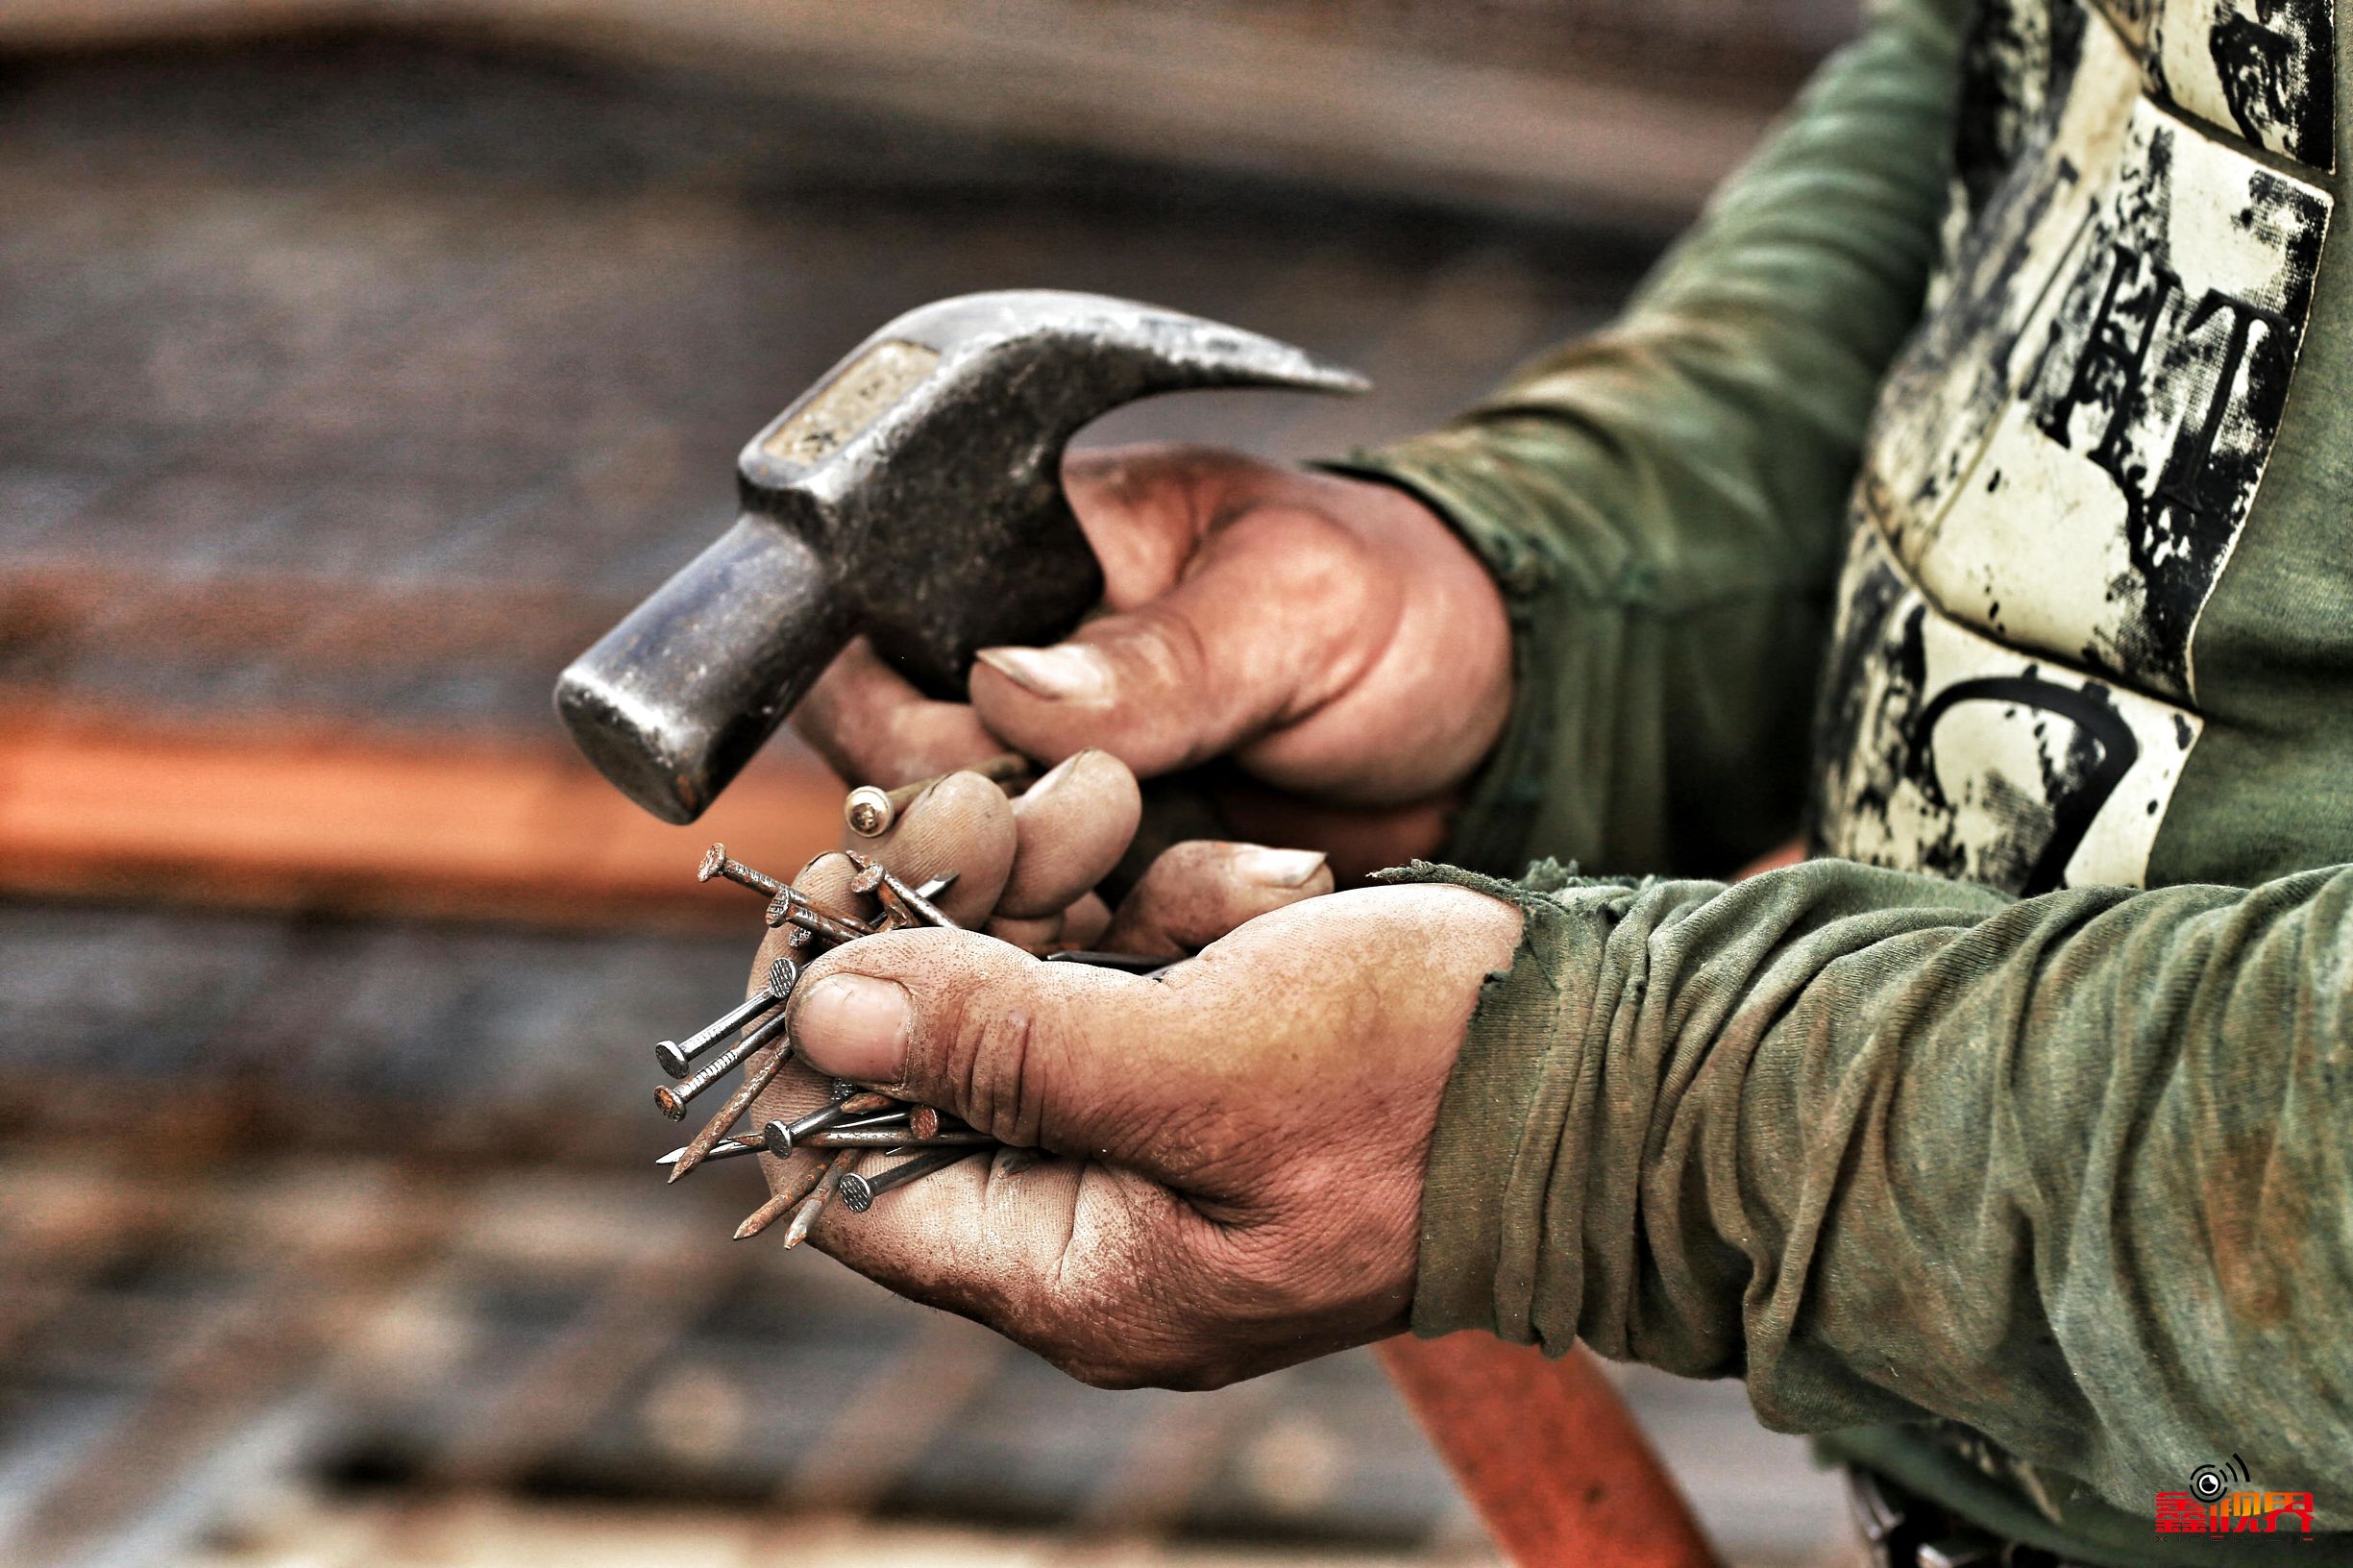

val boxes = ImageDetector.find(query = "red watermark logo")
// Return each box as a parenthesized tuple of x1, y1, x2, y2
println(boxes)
(2157, 1457, 2314, 1536)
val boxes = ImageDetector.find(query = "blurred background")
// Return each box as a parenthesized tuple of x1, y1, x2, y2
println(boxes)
(0, 2, 1862, 1562)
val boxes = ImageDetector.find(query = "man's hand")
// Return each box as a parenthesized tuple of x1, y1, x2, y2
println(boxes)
(791, 445, 1512, 874)
(771, 881, 1523, 1389)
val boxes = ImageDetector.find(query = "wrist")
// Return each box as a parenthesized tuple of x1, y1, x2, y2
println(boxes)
(1364, 861, 1621, 1347)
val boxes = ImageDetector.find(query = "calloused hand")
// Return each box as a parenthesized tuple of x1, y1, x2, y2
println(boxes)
(789, 446, 1512, 878)
(738, 750, 1338, 1229)
(742, 755, 1522, 1387)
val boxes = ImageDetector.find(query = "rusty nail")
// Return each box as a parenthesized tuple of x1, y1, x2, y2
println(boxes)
(843, 852, 959, 929)
(782, 1148, 861, 1249)
(763, 887, 874, 945)
(669, 1028, 799, 1181)
(736, 1158, 827, 1240)
(699, 843, 785, 898)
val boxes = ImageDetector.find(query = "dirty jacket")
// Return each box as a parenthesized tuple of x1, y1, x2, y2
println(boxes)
(1337, 0, 2353, 1558)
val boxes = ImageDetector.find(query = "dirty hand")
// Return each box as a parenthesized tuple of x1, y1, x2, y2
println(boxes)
(790, 446, 1512, 875)
(748, 758, 1523, 1386)
(741, 746, 1344, 1215)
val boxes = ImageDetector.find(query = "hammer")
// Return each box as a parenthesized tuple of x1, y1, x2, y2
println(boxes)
(555, 289, 1366, 824)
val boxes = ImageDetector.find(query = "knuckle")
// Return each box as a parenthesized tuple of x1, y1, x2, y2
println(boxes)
(945, 994, 1051, 1147)
(1117, 606, 1210, 695)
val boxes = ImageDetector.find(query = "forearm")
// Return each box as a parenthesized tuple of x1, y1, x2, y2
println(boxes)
(1388, 857, 2353, 1520)
(1336, 0, 1965, 877)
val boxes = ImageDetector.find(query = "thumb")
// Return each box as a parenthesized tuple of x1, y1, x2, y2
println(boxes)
(969, 505, 1375, 780)
(786, 930, 1206, 1175)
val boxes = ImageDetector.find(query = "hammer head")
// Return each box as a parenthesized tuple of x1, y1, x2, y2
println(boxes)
(554, 290, 1365, 823)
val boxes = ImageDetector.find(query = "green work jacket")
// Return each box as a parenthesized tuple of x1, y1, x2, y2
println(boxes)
(1336, 0, 2353, 1559)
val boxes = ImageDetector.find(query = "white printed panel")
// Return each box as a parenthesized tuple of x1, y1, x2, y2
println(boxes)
(2101, 0, 2337, 167)
(1865, 9, 2144, 561)
(2157, 0, 2334, 167)
(1812, 530, 2200, 894)
(1858, 1, 2330, 705)
(1911, 100, 2326, 701)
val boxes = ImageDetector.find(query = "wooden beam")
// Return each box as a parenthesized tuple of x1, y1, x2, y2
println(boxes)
(0, 701, 842, 928)
(1378, 1335, 1720, 1568)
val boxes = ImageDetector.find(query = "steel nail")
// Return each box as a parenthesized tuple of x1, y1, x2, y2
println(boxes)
(843, 753, 1029, 838)
(795, 1127, 993, 1149)
(764, 1108, 907, 1156)
(762, 1093, 896, 1153)
(1042, 949, 1178, 975)
(839, 1147, 986, 1213)
(669, 1029, 798, 1181)
(656, 1136, 763, 1166)
(993, 1146, 1046, 1176)
(653, 958, 797, 1077)
(654, 1006, 792, 1121)
(763, 1103, 843, 1154)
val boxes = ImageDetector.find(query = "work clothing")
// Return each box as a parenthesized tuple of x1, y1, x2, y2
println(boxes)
(1339, 0, 2353, 1558)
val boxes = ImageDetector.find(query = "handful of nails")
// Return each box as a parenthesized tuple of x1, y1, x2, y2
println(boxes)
(649, 757, 1158, 1249)
(650, 834, 986, 1248)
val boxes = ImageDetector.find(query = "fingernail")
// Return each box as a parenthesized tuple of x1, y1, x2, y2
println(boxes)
(1024, 749, 1095, 799)
(975, 644, 1114, 702)
(1234, 845, 1327, 889)
(792, 975, 912, 1082)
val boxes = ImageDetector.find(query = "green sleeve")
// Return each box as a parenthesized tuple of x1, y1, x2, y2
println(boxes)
(1330, 0, 1965, 879)
(1382, 857, 2353, 1531)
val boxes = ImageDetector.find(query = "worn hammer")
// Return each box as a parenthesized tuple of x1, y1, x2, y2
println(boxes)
(555, 289, 1365, 824)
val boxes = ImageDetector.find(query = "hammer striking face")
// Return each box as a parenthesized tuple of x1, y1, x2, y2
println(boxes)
(554, 290, 1365, 824)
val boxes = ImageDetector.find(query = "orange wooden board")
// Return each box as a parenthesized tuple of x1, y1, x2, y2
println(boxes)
(1379, 1335, 1720, 1568)
(0, 702, 841, 928)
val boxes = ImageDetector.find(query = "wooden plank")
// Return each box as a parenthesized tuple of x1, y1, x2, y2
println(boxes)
(0, 702, 842, 928)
